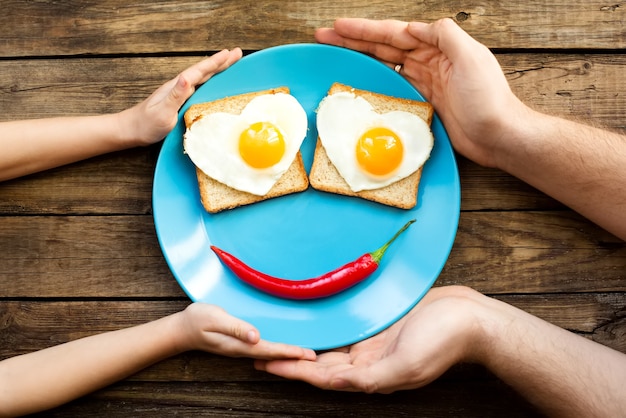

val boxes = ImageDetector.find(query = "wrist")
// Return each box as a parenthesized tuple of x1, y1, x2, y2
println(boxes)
(456, 290, 499, 365)
(493, 100, 562, 177)
(438, 287, 512, 367)
(114, 106, 145, 148)
(490, 99, 539, 173)
(427, 286, 499, 366)
(164, 309, 194, 354)
(468, 293, 534, 373)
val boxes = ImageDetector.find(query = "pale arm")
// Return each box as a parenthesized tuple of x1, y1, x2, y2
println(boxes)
(0, 114, 128, 181)
(0, 303, 315, 417)
(0, 48, 242, 182)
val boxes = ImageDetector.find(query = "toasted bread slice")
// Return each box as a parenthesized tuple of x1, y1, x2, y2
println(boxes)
(183, 87, 309, 213)
(309, 83, 434, 209)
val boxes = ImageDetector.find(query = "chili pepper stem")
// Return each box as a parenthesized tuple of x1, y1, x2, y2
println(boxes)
(369, 219, 416, 263)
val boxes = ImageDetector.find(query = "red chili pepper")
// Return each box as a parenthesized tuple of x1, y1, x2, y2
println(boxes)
(211, 219, 415, 300)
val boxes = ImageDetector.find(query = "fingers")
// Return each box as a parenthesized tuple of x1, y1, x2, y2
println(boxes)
(182, 48, 242, 86)
(183, 304, 316, 360)
(407, 18, 481, 64)
(258, 351, 349, 373)
(256, 343, 422, 394)
(255, 358, 318, 380)
(223, 47, 244, 69)
(168, 48, 243, 107)
(315, 19, 418, 66)
(256, 353, 353, 389)
(197, 305, 317, 360)
(257, 356, 403, 393)
(316, 17, 483, 77)
(314, 27, 343, 45)
(243, 340, 316, 361)
(333, 18, 417, 50)
(203, 48, 243, 82)
(190, 304, 259, 342)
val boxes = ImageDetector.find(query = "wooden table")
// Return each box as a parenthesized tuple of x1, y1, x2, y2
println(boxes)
(1, 1, 624, 416)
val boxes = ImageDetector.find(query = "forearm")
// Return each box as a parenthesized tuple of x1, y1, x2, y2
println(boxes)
(0, 311, 185, 416)
(0, 112, 135, 181)
(476, 295, 626, 417)
(498, 108, 626, 240)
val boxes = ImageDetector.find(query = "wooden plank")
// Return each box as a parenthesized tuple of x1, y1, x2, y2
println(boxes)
(2, 3, 623, 417)
(0, 145, 612, 216)
(0, 0, 624, 57)
(0, 146, 158, 215)
(439, 211, 626, 293)
(2, 54, 626, 129)
(0, 297, 621, 418)
(0, 212, 624, 296)
(457, 156, 564, 211)
(2, 298, 620, 415)
(503, 54, 626, 131)
(38, 379, 539, 418)
(0, 215, 185, 298)
(2, 297, 623, 359)
(0, 57, 197, 121)
(1, 54, 626, 214)
(0, 150, 575, 215)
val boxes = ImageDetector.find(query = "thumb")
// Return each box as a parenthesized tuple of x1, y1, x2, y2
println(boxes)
(165, 74, 194, 110)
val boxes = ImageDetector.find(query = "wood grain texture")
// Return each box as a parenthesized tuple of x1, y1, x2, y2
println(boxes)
(0, 147, 158, 215)
(35, 380, 538, 417)
(1, 212, 623, 297)
(0, 215, 184, 297)
(1, 299, 621, 416)
(2, 54, 626, 129)
(1, 54, 626, 215)
(2, 297, 623, 357)
(0, 0, 624, 57)
(1, 1, 625, 416)
(0, 149, 567, 213)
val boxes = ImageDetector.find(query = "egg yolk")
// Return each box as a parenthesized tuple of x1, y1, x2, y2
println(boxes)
(238, 121, 285, 169)
(356, 127, 404, 176)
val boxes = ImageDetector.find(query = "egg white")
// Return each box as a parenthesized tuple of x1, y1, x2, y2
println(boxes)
(316, 91, 434, 192)
(183, 93, 307, 196)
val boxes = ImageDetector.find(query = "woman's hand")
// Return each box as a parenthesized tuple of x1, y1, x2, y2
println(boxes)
(0, 48, 243, 181)
(174, 303, 317, 361)
(121, 48, 243, 147)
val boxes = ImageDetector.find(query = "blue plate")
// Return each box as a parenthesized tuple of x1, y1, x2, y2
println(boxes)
(153, 44, 460, 350)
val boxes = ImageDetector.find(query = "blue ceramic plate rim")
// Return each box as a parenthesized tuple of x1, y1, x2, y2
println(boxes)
(153, 43, 460, 350)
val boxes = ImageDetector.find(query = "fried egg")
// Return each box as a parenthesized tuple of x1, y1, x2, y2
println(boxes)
(184, 93, 307, 196)
(316, 91, 434, 192)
